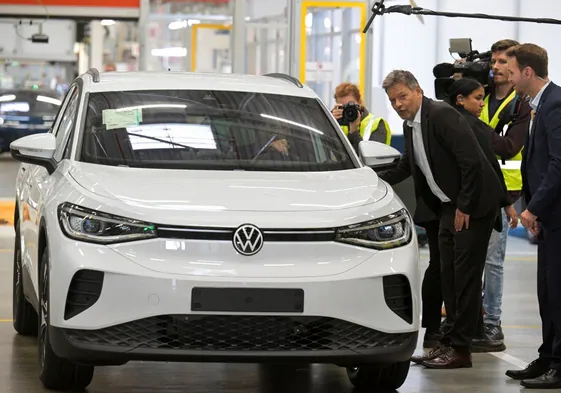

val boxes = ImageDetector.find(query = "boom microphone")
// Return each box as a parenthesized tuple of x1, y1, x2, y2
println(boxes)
(363, 0, 385, 34)
(433, 63, 456, 78)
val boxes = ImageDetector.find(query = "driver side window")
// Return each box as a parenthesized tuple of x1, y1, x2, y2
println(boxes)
(53, 87, 80, 162)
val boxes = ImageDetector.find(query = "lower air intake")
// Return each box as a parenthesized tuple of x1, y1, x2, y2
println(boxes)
(66, 315, 413, 351)
(383, 274, 413, 324)
(64, 270, 104, 320)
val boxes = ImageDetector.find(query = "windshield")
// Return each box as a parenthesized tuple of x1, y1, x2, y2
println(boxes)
(0, 90, 62, 116)
(78, 89, 354, 172)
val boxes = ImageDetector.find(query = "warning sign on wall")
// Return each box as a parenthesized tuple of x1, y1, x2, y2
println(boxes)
(305, 61, 334, 82)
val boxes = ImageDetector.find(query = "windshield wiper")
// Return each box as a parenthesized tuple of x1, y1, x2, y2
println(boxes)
(127, 132, 193, 150)
(252, 135, 277, 161)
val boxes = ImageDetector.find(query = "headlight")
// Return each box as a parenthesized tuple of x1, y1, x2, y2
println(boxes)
(335, 208, 412, 250)
(58, 203, 156, 244)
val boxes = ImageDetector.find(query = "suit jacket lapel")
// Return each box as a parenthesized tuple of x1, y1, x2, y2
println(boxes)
(528, 82, 556, 156)
(404, 123, 416, 175)
(420, 97, 432, 167)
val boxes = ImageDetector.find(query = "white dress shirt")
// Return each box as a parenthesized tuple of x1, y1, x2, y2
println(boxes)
(407, 102, 451, 203)
(529, 81, 551, 135)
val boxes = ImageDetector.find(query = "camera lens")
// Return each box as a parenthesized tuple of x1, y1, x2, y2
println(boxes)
(343, 106, 359, 123)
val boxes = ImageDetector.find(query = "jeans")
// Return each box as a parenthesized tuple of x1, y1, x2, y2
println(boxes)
(483, 209, 509, 326)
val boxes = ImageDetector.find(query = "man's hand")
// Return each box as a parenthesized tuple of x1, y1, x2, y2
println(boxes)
(455, 209, 470, 231)
(521, 209, 539, 235)
(505, 205, 519, 229)
(530, 221, 540, 236)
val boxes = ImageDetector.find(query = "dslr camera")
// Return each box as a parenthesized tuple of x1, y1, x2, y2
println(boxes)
(337, 102, 362, 126)
(433, 38, 492, 100)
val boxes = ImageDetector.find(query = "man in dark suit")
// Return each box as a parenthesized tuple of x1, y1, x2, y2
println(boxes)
(503, 43, 561, 389)
(378, 70, 505, 369)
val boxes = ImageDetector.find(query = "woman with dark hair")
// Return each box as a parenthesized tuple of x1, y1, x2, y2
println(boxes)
(447, 78, 488, 120)
(446, 78, 518, 352)
(447, 78, 518, 225)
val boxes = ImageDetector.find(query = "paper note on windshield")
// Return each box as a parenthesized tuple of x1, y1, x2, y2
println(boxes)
(102, 108, 142, 130)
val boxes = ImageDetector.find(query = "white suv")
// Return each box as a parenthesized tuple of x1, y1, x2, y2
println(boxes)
(10, 69, 420, 391)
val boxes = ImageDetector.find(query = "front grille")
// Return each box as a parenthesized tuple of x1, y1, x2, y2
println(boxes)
(64, 270, 104, 320)
(66, 315, 412, 351)
(155, 226, 335, 242)
(383, 274, 413, 324)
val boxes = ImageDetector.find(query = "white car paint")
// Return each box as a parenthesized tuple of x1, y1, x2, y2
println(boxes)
(10, 70, 420, 391)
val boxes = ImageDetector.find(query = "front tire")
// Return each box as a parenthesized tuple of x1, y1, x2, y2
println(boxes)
(347, 361, 410, 391)
(38, 245, 94, 391)
(13, 220, 38, 336)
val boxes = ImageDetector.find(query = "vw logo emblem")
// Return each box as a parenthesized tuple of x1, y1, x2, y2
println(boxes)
(233, 224, 264, 256)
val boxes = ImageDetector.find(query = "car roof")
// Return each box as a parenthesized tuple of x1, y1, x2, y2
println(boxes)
(84, 71, 318, 99)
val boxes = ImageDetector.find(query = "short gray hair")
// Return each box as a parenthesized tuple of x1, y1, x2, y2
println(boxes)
(382, 70, 420, 91)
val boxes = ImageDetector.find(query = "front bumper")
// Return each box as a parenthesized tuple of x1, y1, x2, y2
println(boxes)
(46, 225, 420, 365)
(49, 317, 418, 366)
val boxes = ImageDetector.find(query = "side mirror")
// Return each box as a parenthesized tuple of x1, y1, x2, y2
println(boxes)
(10, 133, 57, 174)
(358, 140, 401, 168)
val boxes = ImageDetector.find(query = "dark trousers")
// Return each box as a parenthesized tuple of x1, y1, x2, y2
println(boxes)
(438, 204, 496, 353)
(419, 220, 443, 333)
(537, 225, 561, 370)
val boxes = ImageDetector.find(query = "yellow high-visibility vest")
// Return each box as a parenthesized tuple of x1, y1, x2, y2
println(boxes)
(341, 113, 392, 145)
(480, 90, 523, 191)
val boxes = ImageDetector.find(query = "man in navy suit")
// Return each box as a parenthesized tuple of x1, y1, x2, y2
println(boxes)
(504, 43, 561, 389)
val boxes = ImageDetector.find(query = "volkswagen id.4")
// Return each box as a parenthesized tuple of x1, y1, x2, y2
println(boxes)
(10, 69, 420, 391)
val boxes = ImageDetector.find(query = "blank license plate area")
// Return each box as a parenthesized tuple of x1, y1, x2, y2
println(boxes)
(191, 287, 304, 313)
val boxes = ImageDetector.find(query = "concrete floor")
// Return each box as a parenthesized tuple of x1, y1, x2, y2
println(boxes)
(0, 157, 551, 392)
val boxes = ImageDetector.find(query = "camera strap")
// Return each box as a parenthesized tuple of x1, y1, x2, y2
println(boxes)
(495, 94, 523, 165)
(495, 94, 522, 137)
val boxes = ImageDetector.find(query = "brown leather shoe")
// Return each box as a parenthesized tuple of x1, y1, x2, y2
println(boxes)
(422, 348, 472, 369)
(411, 344, 449, 365)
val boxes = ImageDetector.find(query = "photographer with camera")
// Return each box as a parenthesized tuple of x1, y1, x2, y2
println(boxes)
(331, 82, 392, 152)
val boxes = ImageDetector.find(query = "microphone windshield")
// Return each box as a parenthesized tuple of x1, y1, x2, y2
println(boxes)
(433, 63, 455, 78)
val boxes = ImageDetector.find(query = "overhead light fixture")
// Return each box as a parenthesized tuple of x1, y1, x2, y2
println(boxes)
(168, 20, 187, 30)
(117, 104, 187, 111)
(37, 96, 62, 106)
(0, 94, 16, 102)
(151, 47, 187, 57)
(168, 19, 201, 30)
(101, 19, 116, 26)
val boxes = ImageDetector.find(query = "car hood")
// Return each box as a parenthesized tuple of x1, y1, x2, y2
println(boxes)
(68, 163, 387, 213)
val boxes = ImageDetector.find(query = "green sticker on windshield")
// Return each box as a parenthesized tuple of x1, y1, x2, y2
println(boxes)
(102, 108, 142, 130)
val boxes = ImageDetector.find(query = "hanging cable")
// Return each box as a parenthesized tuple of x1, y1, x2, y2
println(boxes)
(363, 0, 561, 33)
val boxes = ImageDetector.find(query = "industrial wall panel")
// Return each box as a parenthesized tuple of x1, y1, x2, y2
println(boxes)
(0, 19, 76, 62)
